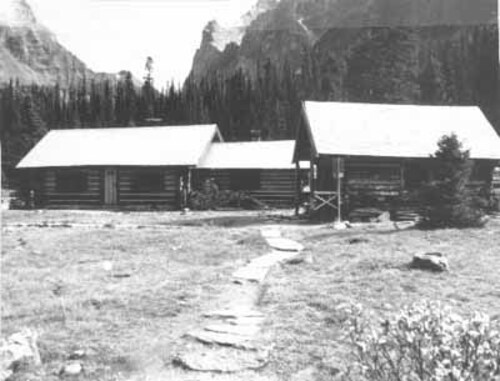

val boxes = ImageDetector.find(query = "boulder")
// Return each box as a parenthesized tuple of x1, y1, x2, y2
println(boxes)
(410, 252, 449, 272)
(0, 329, 41, 381)
(60, 361, 83, 376)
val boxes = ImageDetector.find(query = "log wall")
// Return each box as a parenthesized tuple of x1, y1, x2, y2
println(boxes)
(117, 168, 181, 209)
(40, 167, 183, 209)
(42, 168, 102, 208)
(194, 169, 301, 207)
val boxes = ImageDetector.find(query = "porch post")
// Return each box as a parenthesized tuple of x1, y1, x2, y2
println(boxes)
(295, 161, 301, 216)
(337, 156, 342, 222)
(309, 156, 315, 218)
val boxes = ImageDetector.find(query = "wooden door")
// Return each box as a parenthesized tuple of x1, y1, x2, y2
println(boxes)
(104, 168, 118, 205)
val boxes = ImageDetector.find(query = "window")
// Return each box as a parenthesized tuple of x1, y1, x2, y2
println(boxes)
(133, 169, 164, 192)
(229, 169, 261, 191)
(55, 170, 88, 193)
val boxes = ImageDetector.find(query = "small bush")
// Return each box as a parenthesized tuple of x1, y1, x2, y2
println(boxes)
(189, 178, 268, 210)
(419, 134, 487, 229)
(341, 301, 500, 381)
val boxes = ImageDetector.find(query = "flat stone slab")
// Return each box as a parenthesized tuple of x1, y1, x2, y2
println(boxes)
(265, 238, 304, 252)
(233, 265, 271, 283)
(204, 324, 260, 337)
(203, 309, 265, 320)
(260, 227, 282, 239)
(174, 346, 269, 373)
(186, 330, 257, 350)
(227, 316, 266, 326)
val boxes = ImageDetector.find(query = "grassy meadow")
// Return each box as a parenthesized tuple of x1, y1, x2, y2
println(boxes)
(1, 210, 499, 380)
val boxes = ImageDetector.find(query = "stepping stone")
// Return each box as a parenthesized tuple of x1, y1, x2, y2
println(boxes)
(174, 346, 269, 373)
(233, 265, 271, 283)
(186, 329, 256, 350)
(265, 238, 304, 252)
(204, 323, 260, 337)
(260, 227, 282, 239)
(227, 316, 266, 326)
(203, 308, 264, 320)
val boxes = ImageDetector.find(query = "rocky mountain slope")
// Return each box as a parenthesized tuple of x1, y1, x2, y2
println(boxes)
(0, 0, 113, 87)
(190, 0, 497, 81)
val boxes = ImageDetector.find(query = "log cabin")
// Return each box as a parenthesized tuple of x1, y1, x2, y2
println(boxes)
(16, 125, 222, 209)
(294, 101, 500, 220)
(195, 140, 307, 207)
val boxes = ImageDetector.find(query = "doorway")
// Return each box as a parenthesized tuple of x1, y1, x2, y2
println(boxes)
(104, 168, 118, 205)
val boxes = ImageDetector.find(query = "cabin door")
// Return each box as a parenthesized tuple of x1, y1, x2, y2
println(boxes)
(104, 168, 118, 205)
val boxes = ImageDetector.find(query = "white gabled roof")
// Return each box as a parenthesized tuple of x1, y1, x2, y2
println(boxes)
(302, 101, 500, 160)
(199, 140, 297, 169)
(17, 125, 221, 168)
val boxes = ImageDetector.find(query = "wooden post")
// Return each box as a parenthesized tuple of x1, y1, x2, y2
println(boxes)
(295, 161, 301, 216)
(309, 156, 315, 218)
(400, 161, 405, 193)
(337, 157, 342, 222)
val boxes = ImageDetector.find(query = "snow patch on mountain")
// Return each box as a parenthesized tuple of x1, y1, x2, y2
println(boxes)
(0, 0, 37, 27)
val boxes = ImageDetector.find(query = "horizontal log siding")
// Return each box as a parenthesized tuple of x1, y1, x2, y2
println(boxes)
(251, 169, 296, 206)
(194, 169, 299, 207)
(344, 159, 402, 198)
(43, 169, 102, 208)
(117, 168, 180, 209)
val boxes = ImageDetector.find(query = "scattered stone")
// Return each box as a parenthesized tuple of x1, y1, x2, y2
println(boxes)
(173, 346, 269, 373)
(0, 329, 41, 381)
(284, 252, 314, 265)
(101, 261, 113, 272)
(59, 361, 83, 376)
(348, 237, 369, 245)
(291, 366, 316, 381)
(394, 220, 417, 230)
(68, 350, 86, 360)
(410, 252, 449, 272)
(332, 221, 348, 230)
(265, 238, 304, 252)
(112, 273, 132, 279)
(186, 330, 256, 350)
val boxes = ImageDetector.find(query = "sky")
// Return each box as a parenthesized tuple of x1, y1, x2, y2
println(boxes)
(29, 0, 256, 87)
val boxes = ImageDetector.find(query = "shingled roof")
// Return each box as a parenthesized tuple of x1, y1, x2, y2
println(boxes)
(17, 125, 222, 168)
(297, 101, 500, 160)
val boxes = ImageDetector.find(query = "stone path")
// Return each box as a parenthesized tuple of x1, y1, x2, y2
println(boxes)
(170, 226, 305, 380)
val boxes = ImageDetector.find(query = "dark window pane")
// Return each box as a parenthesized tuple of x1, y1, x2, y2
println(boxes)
(230, 169, 261, 191)
(133, 170, 164, 192)
(56, 170, 88, 193)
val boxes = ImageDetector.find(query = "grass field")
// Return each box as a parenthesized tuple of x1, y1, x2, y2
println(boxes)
(263, 220, 500, 380)
(2, 210, 500, 380)
(1, 210, 270, 380)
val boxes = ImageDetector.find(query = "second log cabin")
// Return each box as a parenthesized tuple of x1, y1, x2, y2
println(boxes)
(294, 101, 500, 220)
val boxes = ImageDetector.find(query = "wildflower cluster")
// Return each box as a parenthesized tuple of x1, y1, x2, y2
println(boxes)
(342, 301, 500, 381)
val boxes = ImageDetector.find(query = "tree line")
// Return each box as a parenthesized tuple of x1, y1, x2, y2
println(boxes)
(1, 25, 498, 187)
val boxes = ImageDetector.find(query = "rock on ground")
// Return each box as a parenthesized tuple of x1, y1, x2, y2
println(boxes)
(0, 329, 41, 381)
(410, 252, 449, 272)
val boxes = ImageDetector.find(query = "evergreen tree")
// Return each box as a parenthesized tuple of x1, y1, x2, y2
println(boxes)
(419, 134, 487, 228)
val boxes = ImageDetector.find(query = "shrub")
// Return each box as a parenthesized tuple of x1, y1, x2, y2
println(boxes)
(341, 301, 500, 381)
(189, 178, 268, 210)
(419, 134, 487, 229)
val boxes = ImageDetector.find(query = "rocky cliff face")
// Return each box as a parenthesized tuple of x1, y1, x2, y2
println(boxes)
(189, 0, 497, 81)
(0, 0, 113, 87)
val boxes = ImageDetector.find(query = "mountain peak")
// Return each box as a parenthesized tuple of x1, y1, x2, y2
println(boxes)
(0, 0, 38, 27)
